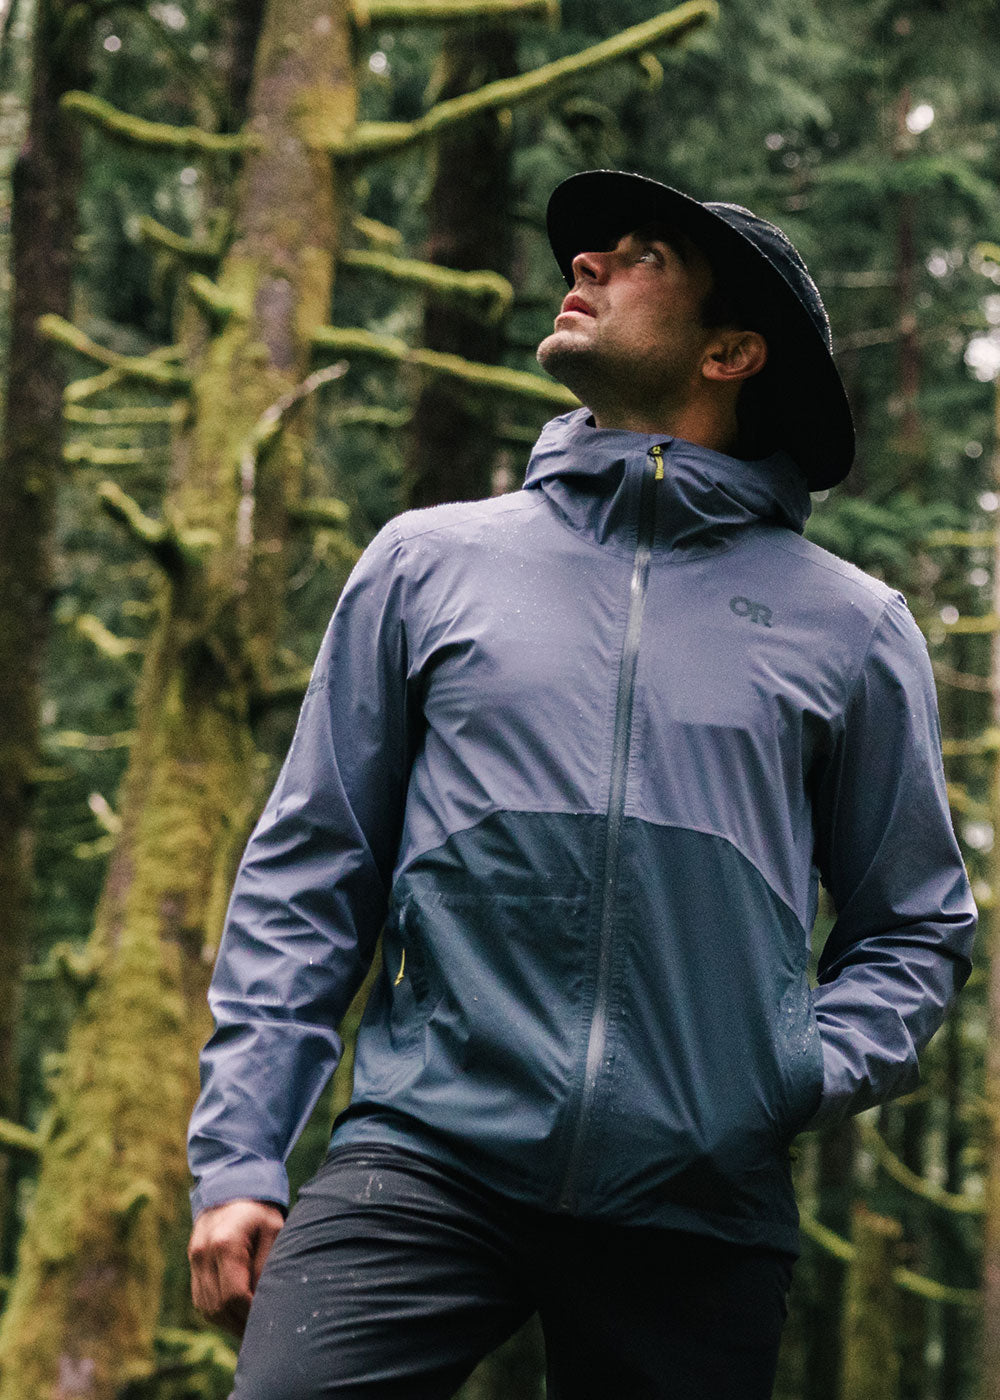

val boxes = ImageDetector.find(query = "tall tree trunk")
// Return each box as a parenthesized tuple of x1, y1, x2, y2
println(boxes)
(403, 21, 517, 509)
(0, 1, 355, 1393)
(0, 0, 88, 1263)
(804, 1121, 858, 1400)
(981, 373, 1000, 1400)
(840, 1205, 902, 1400)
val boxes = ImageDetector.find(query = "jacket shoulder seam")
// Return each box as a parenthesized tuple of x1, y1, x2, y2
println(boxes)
(766, 533, 896, 605)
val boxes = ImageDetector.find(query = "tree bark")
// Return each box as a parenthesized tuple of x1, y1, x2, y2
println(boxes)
(403, 21, 517, 508)
(0, 0, 88, 1264)
(804, 1120, 857, 1400)
(981, 373, 1000, 1400)
(0, 1, 355, 1393)
(839, 1205, 902, 1400)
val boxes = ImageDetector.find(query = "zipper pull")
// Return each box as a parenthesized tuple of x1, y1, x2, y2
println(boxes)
(394, 948, 406, 986)
(650, 443, 664, 480)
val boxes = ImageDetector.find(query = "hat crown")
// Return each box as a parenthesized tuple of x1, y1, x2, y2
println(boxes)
(704, 202, 833, 353)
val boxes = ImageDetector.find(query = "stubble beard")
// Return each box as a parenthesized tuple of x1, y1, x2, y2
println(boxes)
(536, 329, 610, 406)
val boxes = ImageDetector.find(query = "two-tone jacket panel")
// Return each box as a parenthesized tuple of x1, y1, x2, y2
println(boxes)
(188, 407, 976, 1253)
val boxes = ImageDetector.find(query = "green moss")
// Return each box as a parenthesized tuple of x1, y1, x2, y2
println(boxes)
(336, 0, 717, 157)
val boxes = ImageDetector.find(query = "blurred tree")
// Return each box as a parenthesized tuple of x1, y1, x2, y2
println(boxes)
(0, 0, 90, 1265)
(0, 0, 353, 1390)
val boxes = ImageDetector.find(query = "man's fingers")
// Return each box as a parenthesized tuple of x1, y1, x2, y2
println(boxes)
(188, 1199, 282, 1331)
(249, 1211, 283, 1291)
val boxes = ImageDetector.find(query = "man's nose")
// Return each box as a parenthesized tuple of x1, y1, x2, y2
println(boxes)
(571, 247, 610, 283)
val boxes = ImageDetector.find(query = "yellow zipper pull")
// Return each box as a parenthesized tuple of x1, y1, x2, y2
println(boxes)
(394, 947, 406, 986)
(650, 443, 664, 480)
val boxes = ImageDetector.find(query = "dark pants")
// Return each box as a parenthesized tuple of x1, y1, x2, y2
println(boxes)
(232, 1146, 794, 1400)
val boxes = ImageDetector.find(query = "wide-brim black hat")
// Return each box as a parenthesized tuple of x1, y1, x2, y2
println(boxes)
(546, 171, 854, 490)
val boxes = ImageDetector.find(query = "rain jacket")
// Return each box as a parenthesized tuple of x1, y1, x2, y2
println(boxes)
(188, 407, 976, 1253)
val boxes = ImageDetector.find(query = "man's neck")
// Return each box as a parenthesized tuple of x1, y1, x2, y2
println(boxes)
(589, 399, 740, 455)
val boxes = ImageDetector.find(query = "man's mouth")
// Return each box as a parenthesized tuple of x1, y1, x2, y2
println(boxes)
(558, 294, 595, 319)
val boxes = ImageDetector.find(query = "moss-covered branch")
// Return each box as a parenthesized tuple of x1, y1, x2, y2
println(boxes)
(64, 347, 187, 405)
(288, 497, 351, 527)
(340, 248, 512, 321)
(926, 529, 995, 548)
(332, 404, 411, 429)
(64, 443, 151, 468)
(76, 615, 145, 660)
(48, 730, 135, 751)
(22, 941, 103, 989)
(334, 0, 716, 157)
(352, 0, 557, 26)
(186, 272, 246, 326)
(96, 482, 187, 576)
(861, 1119, 985, 1215)
(250, 669, 315, 718)
(0, 1119, 41, 1158)
(60, 91, 254, 154)
(313, 325, 577, 406)
(799, 1210, 980, 1310)
(39, 315, 190, 391)
(352, 214, 404, 248)
(137, 215, 226, 262)
(65, 404, 184, 426)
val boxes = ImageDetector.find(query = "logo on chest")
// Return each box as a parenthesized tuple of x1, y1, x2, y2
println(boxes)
(730, 595, 773, 628)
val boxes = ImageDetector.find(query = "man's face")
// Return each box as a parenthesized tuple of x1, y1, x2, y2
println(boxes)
(536, 224, 719, 419)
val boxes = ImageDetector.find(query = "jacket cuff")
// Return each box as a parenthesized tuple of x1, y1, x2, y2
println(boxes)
(190, 1161, 290, 1220)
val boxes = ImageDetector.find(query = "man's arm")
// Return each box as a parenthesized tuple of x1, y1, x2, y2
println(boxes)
(809, 590, 976, 1129)
(186, 522, 415, 1317)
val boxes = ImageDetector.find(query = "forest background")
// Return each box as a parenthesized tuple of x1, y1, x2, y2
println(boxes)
(0, 0, 999, 1396)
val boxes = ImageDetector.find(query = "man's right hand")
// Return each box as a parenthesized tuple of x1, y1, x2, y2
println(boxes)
(188, 1198, 285, 1337)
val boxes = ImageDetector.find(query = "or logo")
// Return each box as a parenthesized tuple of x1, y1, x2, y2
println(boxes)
(730, 595, 773, 628)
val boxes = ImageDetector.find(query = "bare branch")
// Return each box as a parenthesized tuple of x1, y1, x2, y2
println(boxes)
(236, 362, 350, 585)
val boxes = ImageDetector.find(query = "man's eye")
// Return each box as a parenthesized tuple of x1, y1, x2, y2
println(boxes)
(637, 248, 662, 265)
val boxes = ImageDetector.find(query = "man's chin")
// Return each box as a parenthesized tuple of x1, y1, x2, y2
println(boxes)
(536, 332, 600, 396)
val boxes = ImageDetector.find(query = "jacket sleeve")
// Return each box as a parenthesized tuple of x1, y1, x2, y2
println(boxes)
(187, 522, 415, 1216)
(809, 590, 976, 1130)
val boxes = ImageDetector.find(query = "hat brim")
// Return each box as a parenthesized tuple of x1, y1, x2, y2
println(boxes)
(546, 171, 854, 490)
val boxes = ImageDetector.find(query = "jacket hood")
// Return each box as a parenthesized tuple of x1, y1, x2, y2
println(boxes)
(523, 407, 812, 551)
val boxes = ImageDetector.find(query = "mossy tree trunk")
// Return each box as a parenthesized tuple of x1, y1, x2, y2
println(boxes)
(0, 0, 355, 1394)
(403, 21, 517, 507)
(839, 1205, 902, 1400)
(803, 1121, 857, 1400)
(0, 0, 89, 1264)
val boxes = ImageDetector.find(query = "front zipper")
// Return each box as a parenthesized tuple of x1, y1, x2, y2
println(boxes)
(558, 442, 662, 1211)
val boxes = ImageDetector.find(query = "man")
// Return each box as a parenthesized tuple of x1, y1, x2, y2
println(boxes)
(187, 172, 975, 1399)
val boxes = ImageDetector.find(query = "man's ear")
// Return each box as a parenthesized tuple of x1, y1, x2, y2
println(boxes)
(702, 330, 768, 384)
